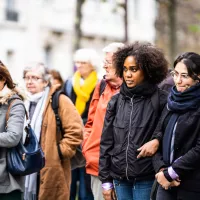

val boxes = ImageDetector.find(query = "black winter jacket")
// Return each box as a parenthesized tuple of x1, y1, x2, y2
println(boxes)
(152, 106, 200, 192)
(99, 88, 167, 183)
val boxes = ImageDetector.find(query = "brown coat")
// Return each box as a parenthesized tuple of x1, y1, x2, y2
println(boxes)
(39, 85, 83, 200)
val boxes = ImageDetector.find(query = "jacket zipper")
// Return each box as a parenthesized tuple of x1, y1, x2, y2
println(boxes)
(126, 97, 134, 180)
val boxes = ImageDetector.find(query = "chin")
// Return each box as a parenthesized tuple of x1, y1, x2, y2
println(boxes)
(176, 87, 186, 93)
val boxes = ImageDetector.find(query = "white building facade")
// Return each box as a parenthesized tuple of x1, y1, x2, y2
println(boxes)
(0, 0, 157, 83)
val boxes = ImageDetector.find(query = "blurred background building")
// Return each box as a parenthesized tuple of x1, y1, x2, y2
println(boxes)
(0, 0, 156, 83)
(0, 0, 199, 84)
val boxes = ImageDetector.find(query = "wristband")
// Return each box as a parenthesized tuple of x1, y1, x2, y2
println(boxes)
(102, 182, 114, 191)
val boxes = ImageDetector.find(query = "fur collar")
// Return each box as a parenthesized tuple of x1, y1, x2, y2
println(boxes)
(0, 85, 25, 105)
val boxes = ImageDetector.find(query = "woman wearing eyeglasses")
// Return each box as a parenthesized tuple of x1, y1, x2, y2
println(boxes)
(22, 62, 83, 200)
(0, 61, 25, 200)
(153, 52, 200, 200)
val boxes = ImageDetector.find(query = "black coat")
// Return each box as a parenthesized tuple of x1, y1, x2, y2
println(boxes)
(152, 106, 200, 192)
(99, 88, 167, 183)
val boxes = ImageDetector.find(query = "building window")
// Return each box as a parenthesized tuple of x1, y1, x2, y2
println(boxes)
(44, 45, 52, 68)
(6, 50, 15, 67)
(5, 0, 19, 22)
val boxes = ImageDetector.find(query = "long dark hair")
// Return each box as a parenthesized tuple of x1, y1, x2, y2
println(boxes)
(0, 60, 16, 89)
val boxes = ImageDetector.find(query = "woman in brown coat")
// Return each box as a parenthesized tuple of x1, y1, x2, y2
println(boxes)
(23, 62, 83, 200)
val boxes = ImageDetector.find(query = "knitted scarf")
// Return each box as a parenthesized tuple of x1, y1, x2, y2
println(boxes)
(167, 83, 200, 112)
(120, 81, 157, 98)
(73, 70, 98, 115)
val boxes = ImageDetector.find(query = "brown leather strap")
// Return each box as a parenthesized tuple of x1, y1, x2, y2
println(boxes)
(6, 99, 28, 127)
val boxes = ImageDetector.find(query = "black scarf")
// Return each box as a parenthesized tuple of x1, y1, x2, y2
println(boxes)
(120, 81, 157, 98)
(167, 83, 200, 113)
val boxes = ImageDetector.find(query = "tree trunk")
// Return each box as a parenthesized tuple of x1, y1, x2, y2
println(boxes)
(73, 0, 85, 52)
(168, 0, 177, 65)
(124, 0, 128, 43)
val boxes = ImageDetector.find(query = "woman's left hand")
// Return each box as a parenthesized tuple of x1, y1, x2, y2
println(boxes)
(137, 139, 159, 158)
(155, 171, 180, 190)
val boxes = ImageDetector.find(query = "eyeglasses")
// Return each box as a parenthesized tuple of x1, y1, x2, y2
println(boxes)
(170, 71, 190, 80)
(102, 60, 112, 66)
(23, 76, 42, 82)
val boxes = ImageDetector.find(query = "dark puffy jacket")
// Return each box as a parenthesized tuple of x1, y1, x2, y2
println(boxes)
(152, 106, 200, 192)
(99, 88, 167, 183)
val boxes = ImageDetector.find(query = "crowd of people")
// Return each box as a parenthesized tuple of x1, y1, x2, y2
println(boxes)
(0, 41, 200, 200)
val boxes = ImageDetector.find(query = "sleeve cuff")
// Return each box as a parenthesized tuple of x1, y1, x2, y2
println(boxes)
(102, 182, 114, 191)
(168, 166, 179, 180)
(163, 168, 173, 182)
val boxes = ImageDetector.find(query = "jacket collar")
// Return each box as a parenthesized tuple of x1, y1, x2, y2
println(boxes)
(42, 84, 61, 115)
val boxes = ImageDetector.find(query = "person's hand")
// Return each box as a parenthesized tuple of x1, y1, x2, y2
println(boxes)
(137, 139, 159, 158)
(155, 171, 180, 190)
(102, 188, 117, 200)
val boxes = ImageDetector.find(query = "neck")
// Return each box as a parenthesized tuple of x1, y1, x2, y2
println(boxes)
(107, 77, 122, 89)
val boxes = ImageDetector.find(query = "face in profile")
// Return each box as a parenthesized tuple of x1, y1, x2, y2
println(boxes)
(24, 70, 48, 94)
(103, 52, 117, 81)
(172, 61, 199, 92)
(123, 56, 145, 88)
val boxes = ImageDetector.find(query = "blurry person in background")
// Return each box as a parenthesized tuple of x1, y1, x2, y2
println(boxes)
(158, 69, 175, 92)
(23, 62, 83, 200)
(0, 61, 25, 200)
(63, 48, 99, 200)
(153, 52, 200, 200)
(49, 69, 64, 88)
(82, 42, 124, 200)
(99, 42, 168, 200)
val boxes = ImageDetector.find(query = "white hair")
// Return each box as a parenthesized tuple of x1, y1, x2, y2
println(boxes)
(102, 42, 124, 53)
(74, 48, 100, 70)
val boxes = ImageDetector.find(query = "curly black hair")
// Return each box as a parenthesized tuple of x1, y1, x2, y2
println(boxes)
(113, 41, 169, 84)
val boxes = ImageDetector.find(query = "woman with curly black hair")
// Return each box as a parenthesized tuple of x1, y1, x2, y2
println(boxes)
(99, 42, 168, 200)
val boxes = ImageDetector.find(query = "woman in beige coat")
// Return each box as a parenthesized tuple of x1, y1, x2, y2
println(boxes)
(23, 62, 83, 200)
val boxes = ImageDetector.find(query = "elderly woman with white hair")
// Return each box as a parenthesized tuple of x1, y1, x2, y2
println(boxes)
(63, 48, 99, 200)
(23, 62, 83, 200)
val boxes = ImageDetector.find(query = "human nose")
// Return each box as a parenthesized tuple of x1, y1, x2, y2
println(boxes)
(126, 70, 132, 77)
(176, 74, 182, 83)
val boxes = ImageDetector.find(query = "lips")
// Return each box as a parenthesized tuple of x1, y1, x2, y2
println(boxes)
(126, 80, 134, 84)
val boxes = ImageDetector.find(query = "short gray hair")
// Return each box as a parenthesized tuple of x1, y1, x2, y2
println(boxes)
(23, 62, 51, 83)
(102, 42, 125, 53)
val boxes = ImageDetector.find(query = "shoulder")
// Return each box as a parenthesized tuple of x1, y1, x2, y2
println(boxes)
(157, 88, 168, 104)
(107, 93, 120, 110)
(59, 93, 74, 107)
(8, 94, 24, 107)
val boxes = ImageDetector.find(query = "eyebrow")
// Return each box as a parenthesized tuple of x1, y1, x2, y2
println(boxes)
(174, 69, 188, 75)
(123, 65, 137, 68)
